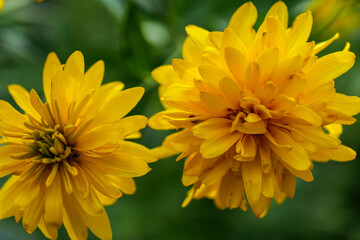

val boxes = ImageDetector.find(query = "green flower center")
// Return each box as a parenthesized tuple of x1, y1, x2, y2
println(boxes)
(8, 116, 77, 165)
(31, 125, 75, 164)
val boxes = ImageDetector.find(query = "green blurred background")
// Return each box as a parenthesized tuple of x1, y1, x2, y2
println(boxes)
(0, 0, 360, 239)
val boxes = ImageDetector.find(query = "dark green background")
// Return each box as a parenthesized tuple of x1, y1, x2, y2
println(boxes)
(0, 0, 360, 239)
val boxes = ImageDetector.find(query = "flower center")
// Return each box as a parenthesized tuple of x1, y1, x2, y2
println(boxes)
(31, 125, 75, 164)
(8, 116, 77, 165)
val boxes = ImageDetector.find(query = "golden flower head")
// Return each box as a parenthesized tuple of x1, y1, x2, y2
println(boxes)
(0, 51, 156, 239)
(149, 1, 360, 217)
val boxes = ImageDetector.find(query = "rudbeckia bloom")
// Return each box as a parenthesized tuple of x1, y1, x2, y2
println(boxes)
(0, 51, 155, 239)
(149, 1, 360, 217)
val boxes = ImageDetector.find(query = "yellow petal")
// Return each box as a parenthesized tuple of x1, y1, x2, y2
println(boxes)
(165, 114, 208, 129)
(108, 152, 151, 177)
(94, 188, 118, 206)
(182, 37, 204, 64)
(0, 160, 29, 178)
(72, 163, 90, 199)
(117, 115, 148, 138)
(263, 17, 287, 57)
(29, 89, 50, 123)
(81, 60, 105, 95)
(218, 77, 241, 107)
(172, 59, 200, 81)
(257, 47, 279, 83)
(255, 81, 278, 106)
(152, 64, 178, 85)
(303, 81, 335, 104)
(312, 145, 356, 162)
(200, 132, 241, 158)
(208, 31, 223, 49)
(73, 186, 104, 216)
(43, 52, 61, 103)
(236, 134, 257, 160)
(0, 176, 21, 219)
(285, 105, 321, 126)
(224, 47, 247, 85)
(235, 120, 267, 134)
(152, 65, 180, 99)
(306, 51, 355, 87)
(8, 84, 41, 119)
(245, 61, 260, 92)
(324, 123, 342, 138)
(22, 190, 45, 233)
(218, 171, 245, 209)
(77, 202, 112, 240)
(44, 173, 63, 228)
(268, 126, 311, 171)
(63, 51, 84, 81)
(296, 126, 340, 149)
(185, 25, 213, 51)
(162, 84, 207, 114)
(198, 65, 230, 88)
(148, 110, 177, 130)
(327, 93, 360, 116)
(89, 81, 125, 112)
(74, 125, 123, 151)
(202, 156, 229, 185)
(80, 161, 122, 198)
(200, 92, 230, 114)
(83, 152, 151, 178)
(63, 196, 89, 240)
(265, 1, 288, 28)
(272, 55, 303, 85)
(0, 100, 26, 126)
(250, 194, 271, 218)
(228, 2, 257, 46)
(287, 11, 313, 53)
(94, 87, 145, 124)
(259, 143, 272, 173)
(261, 172, 274, 197)
(282, 168, 296, 198)
(38, 218, 58, 240)
(118, 141, 157, 163)
(278, 73, 306, 98)
(314, 33, 339, 54)
(108, 175, 136, 195)
(242, 156, 262, 205)
(221, 27, 248, 56)
(192, 118, 232, 139)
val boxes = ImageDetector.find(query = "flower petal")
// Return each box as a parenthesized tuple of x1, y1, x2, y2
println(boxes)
(265, 1, 288, 28)
(74, 125, 123, 151)
(8, 85, 41, 119)
(228, 2, 257, 46)
(306, 51, 355, 87)
(43, 52, 61, 103)
(44, 172, 63, 228)
(200, 132, 241, 158)
(287, 11, 313, 53)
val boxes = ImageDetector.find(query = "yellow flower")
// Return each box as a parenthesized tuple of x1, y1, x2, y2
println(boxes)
(309, 0, 360, 36)
(149, 1, 360, 217)
(0, 51, 156, 239)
